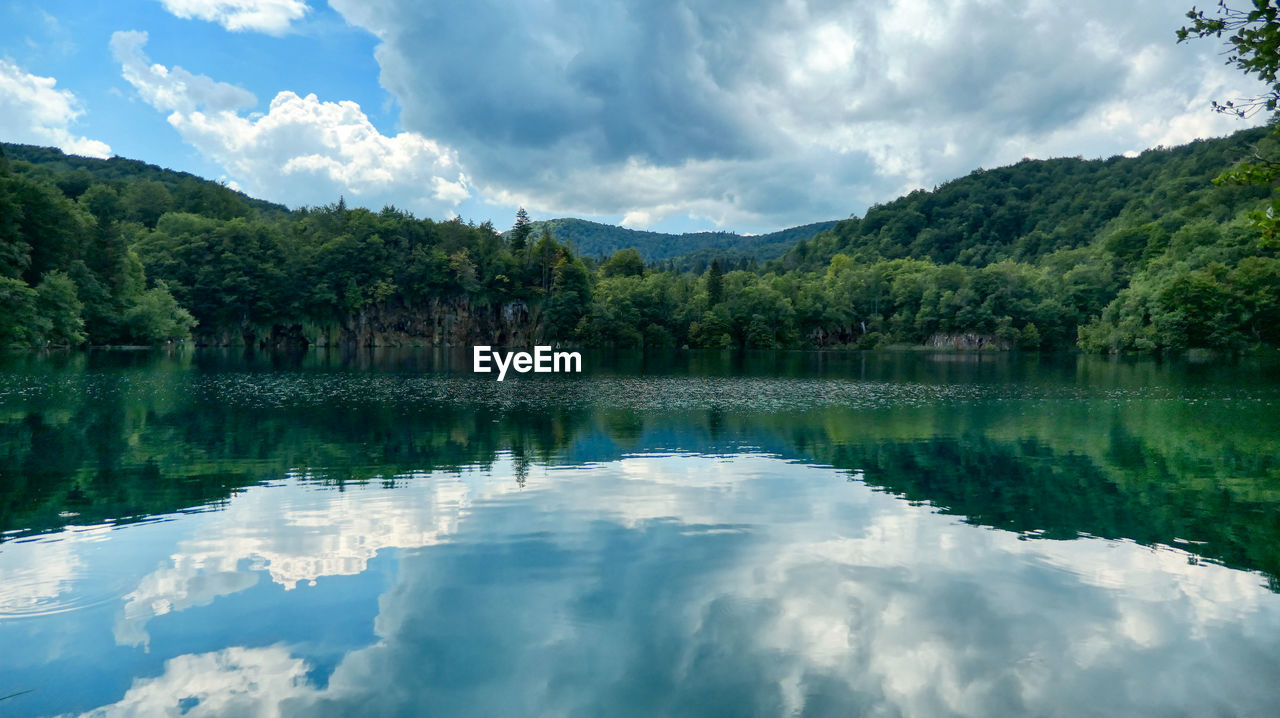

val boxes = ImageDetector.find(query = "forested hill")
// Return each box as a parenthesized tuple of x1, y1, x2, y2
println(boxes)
(776, 126, 1275, 271)
(1, 143, 287, 219)
(517, 217, 839, 267)
(1, 123, 1277, 354)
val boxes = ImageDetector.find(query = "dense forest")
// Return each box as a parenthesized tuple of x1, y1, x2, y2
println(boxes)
(2, 120, 1278, 353)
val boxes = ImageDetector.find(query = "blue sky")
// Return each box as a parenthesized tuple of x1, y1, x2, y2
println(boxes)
(0, 0, 1269, 234)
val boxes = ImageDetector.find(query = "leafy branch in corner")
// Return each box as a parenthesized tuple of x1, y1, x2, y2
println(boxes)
(1178, 0, 1280, 118)
(1179, 1, 1280, 246)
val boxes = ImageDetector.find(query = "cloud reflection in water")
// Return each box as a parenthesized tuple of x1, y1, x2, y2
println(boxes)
(75, 454, 1280, 718)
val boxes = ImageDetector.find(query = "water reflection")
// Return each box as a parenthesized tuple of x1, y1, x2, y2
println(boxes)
(0, 350, 1278, 716)
(3, 352, 1277, 581)
(47, 456, 1280, 717)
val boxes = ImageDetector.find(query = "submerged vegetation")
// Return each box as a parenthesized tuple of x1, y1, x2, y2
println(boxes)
(2, 123, 1278, 353)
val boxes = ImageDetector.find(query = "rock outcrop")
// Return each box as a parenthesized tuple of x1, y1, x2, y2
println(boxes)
(196, 298, 541, 349)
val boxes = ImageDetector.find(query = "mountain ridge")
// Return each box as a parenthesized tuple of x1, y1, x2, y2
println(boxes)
(512, 217, 841, 268)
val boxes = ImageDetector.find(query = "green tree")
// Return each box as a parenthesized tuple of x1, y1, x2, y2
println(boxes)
(0, 173, 30, 280)
(1178, 1, 1280, 118)
(54, 167, 94, 200)
(600, 247, 645, 278)
(34, 271, 85, 346)
(0, 277, 38, 346)
(124, 180, 173, 228)
(123, 282, 197, 343)
(12, 177, 89, 282)
(545, 255, 592, 340)
(68, 260, 119, 343)
(448, 249, 480, 295)
(80, 184, 124, 224)
(531, 227, 561, 293)
(510, 207, 532, 252)
(705, 259, 724, 305)
(1179, 1, 1280, 245)
(689, 308, 732, 348)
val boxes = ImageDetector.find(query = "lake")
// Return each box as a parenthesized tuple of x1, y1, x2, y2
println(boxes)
(1, 349, 1279, 717)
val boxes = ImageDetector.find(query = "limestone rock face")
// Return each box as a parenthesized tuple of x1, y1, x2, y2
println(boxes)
(924, 333, 1011, 350)
(196, 299, 540, 348)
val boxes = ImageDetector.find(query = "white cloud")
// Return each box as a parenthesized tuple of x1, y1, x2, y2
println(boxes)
(113, 472, 476, 647)
(0, 59, 111, 158)
(619, 209, 651, 229)
(111, 30, 255, 115)
(83, 645, 317, 717)
(159, 0, 310, 35)
(111, 31, 470, 214)
(329, 0, 1271, 232)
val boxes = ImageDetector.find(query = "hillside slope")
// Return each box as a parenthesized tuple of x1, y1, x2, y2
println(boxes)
(777, 126, 1275, 271)
(518, 217, 839, 266)
(2, 143, 288, 219)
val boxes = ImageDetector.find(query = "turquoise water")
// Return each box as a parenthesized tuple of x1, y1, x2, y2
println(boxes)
(1, 350, 1279, 716)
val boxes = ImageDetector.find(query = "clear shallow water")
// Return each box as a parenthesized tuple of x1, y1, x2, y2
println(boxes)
(1, 350, 1279, 717)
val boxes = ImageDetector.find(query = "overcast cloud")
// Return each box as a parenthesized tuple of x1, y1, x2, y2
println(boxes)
(87, 0, 1276, 230)
(323, 0, 1268, 230)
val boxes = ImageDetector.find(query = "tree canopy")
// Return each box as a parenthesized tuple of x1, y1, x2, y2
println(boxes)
(2, 117, 1278, 354)
(1178, 2, 1280, 246)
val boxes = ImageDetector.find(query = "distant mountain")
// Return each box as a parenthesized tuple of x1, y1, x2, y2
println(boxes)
(515, 217, 840, 266)
(7, 143, 833, 267)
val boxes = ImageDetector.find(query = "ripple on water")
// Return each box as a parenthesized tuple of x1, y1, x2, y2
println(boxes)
(0, 565, 134, 620)
(0, 522, 142, 620)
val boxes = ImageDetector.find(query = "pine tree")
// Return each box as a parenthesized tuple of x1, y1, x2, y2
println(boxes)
(511, 207, 532, 252)
(706, 259, 724, 306)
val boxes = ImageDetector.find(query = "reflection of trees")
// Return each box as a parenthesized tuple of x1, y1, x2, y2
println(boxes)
(512, 444, 529, 489)
(810, 436, 1280, 583)
(2, 354, 1279, 588)
(0, 377, 592, 541)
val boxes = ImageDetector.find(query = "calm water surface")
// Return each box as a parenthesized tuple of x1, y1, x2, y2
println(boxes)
(1, 349, 1279, 717)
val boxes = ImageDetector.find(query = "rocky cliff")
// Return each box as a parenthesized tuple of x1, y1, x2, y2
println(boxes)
(196, 298, 542, 349)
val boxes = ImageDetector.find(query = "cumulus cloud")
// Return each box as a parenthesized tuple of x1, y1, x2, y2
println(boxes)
(329, 0, 1270, 231)
(159, 0, 310, 35)
(110, 30, 470, 213)
(0, 59, 111, 158)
